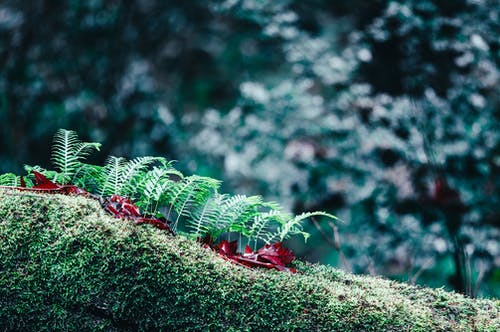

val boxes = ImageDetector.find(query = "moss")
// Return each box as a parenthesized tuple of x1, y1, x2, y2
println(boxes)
(0, 188, 498, 331)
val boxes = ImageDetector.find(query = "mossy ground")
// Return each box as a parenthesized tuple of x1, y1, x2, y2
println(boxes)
(0, 188, 498, 331)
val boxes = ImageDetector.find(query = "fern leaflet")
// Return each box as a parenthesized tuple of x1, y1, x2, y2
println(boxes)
(51, 129, 100, 184)
(0, 173, 22, 186)
(99, 156, 126, 196)
(278, 211, 340, 242)
(165, 175, 220, 231)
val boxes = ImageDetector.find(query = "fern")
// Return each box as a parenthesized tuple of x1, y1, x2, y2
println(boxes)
(278, 211, 340, 242)
(96, 156, 161, 196)
(137, 167, 168, 213)
(216, 195, 263, 235)
(98, 156, 126, 196)
(72, 163, 103, 192)
(0, 129, 341, 247)
(164, 175, 221, 231)
(246, 209, 290, 247)
(136, 163, 183, 216)
(187, 194, 263, 239)
(117, 156, 163, 196)
(51, 129, 101, 184)
(187, 193, 226, 237)
(0, 173, 22, 186)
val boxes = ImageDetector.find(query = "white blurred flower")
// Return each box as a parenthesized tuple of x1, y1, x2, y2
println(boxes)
(471, 34, 489, 51)
(357, 48, 372, 62)
(469, 93, 486, 108)
(240, 82, 270, 103)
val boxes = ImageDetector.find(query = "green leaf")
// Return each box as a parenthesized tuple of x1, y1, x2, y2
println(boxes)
(278, 211, 340, 242)
(0, 173, 21, 186)
(51, 129, 101, 184)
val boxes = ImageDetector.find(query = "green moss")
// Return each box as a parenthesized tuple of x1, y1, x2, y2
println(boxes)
(0, 188, 498, 331)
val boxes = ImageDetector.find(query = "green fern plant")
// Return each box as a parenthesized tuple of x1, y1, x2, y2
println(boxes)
(164, 175, 221, 231)
(278, 211, 339, 242)
(211, 194, 263, 236)
(51, 129, 101, 184)
(136, 162, 184, 216)
(72, 163, 104, 192)
(188, 194, 262, 239)
(97, 156, 162, 197)
(245, 209, 290, 248)
(0, 173, 24, 186)
(1, 129, 340, 247)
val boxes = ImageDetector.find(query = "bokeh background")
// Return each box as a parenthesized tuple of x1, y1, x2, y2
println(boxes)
(1, 0, 498, 297)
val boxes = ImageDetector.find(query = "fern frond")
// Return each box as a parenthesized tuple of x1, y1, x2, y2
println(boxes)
(95, 155, 177, 197)
(0, 173, 21, 186)
(278, 211, 339, 242)
(72, 164, 103, 192)
(118, 156, 163, 196)
(186, 194, 263, 238)
(139, 167, 167, 202)
(187, 193, 226, 237)
(99, 156, 126, 196)
(157, 159, 184, 180)
(51, 129, 100, 184)
(246, 209, 290, 245)
(136, 166, 177, 215)
(165, 175, 221, 231)
(216, 195, 263, 234)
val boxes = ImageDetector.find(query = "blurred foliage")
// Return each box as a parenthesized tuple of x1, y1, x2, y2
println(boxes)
(0, 0, 498, 297)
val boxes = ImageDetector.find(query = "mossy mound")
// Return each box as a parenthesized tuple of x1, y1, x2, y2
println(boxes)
(0, 188, 498, 331)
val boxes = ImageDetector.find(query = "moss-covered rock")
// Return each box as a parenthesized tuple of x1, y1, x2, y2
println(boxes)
(0, 188, 498, 331)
